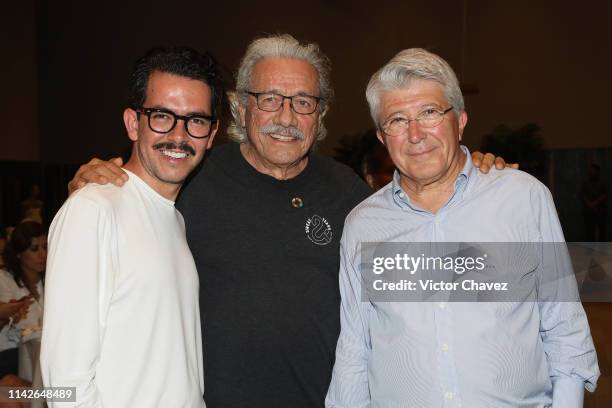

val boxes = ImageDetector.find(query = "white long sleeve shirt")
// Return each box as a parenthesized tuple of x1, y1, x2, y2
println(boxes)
(41, 170, 205, 408)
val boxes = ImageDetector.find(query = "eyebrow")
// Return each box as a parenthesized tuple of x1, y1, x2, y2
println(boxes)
(418, 103, 445, 109)
(294, 91, 319, 97)
(257, 89, 319, 98)
(385, 103, 445, 117)
(148, 105, 212, 117)
(187, 111, 213, 117)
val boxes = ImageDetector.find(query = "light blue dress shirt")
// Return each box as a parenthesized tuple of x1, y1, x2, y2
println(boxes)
(326, 146, 599, 408)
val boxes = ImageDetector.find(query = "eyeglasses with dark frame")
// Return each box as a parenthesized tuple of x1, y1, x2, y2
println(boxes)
(135, 107, 216, 139)
(381, 106, 454, 137)
(246, 91, 323, 115)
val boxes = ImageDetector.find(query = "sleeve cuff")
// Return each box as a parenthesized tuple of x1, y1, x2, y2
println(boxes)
(552, 377, 585, 408)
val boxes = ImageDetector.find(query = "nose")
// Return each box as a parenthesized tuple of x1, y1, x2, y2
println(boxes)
(167, 119, 190, 143)
(406, 119, 426, 143)
(274, 97, 297, 128)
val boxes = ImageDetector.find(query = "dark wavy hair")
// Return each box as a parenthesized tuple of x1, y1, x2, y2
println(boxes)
(127, 46, 225, 120)
(3, 221, 46, 288)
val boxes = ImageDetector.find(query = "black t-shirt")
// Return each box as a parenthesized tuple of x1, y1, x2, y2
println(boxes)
(177, 142, 372, 408)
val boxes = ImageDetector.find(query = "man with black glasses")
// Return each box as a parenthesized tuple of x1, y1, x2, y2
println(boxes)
(41, 47, 222, 408)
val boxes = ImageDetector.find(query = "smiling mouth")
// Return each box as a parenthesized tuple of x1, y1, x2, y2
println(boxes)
(407, 147, 436, 157)
(153, 141, 195, 160)
(159, 149, 190, 159)
(261, 124, 305, 142)
(268, 133, 301, 142)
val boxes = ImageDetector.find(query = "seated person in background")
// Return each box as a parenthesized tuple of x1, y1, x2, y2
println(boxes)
(41, 46, 222, 408)
(0, 299, 32, 379)
(20, 184, 44, 225)
(0, 371, 30, 408)
(0, 304, 31, 408)
(359, 130, 396, 190)
(581, 163, 608, 242)
(0, 221, 46, 381)
(0, 301, 30, 330)
(0, 229, 6, 269)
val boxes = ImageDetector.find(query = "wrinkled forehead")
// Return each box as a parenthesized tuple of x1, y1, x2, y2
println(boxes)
(249, 57, 320, 95)
(379, 79, 449, 114)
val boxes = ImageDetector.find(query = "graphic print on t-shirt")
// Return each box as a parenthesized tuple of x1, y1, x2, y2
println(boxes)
(305, 214, 333, 245)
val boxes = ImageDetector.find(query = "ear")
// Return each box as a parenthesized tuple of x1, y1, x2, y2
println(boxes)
(376, 128, 386, 146)
(238, 102, 247, 128)
(124, 108, 140, 142)
(205, 121, 219, 150)
(319, 104, 329, 120)
(457, 111, 468, 141)
(228, 91, 247, 128)
(314, 105, 329, 138)
(365, 174, 376, 189)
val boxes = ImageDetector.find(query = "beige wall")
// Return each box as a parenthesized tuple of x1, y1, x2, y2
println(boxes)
(2, 1, 611, 163)
(462, 1, 612, 150)
(1, 1, 38, 161)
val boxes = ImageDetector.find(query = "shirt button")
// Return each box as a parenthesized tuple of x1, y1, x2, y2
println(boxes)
(399, 192, 405, 198)
(441, 343, 449, 352)
(444, 392, 454, 400)
(439, 302, 446, 309)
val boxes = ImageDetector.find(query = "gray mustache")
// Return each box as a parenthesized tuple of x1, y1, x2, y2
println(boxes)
(261, 125, 304, 140)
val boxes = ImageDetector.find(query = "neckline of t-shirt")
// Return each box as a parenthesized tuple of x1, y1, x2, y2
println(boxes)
(122, 168, 176, 207)
(217, 142, 317, 191)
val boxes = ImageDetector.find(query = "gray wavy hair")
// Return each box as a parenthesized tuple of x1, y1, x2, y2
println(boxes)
(227, 34, 334, 143)
(365, 48, 464, 126)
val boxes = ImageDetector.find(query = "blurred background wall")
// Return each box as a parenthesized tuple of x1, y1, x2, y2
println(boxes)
(3, 0, 612, 239)
(3, 0, 611, 164)
(1, 1, 612, 404)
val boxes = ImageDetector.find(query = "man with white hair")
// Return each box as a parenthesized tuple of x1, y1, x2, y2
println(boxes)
(326, 48, 599, 407)
(70, 36, 508, 407)
(179, 35, 373, 407)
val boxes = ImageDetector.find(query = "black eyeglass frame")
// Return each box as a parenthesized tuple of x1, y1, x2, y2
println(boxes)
(134, 107, 217, 139)
(246, 91, 323, 115)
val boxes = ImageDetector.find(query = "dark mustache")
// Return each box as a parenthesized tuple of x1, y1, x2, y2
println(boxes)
(153, 142, 196, 156)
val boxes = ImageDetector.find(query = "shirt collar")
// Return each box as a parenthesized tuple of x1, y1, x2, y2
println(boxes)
(391, 145, 475, 210)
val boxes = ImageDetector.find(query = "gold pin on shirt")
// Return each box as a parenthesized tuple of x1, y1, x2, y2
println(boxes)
(291, 197, 303, 208)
